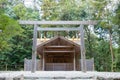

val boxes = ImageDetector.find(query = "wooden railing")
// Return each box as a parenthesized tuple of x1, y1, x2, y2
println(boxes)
(45, 63, 73, 71)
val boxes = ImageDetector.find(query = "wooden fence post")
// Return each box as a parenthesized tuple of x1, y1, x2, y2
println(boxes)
(5, 64, 7, 71)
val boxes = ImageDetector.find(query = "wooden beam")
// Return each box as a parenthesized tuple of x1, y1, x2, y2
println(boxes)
(43, 48, 45, 71)
(19, 21, 97, 25)
(73, 48, 76, 71)
(37, 27, 79, 31)
(80, 25, 86, 72)
(31, 24, 37, 73)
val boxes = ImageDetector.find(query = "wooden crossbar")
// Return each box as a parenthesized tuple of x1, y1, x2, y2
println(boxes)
(19, 20, 97, 25)
(37, 27, 79, 31)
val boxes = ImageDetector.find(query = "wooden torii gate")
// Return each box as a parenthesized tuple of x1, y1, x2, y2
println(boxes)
(19, 20, 97, 73)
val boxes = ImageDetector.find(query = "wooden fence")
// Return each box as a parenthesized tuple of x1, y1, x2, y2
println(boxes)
(24, 58, 94, 71)
(24, 58, 42, 71)
(85, 58, 94, 71)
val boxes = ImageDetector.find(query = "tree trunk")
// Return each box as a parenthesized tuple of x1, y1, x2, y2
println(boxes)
(108, 29, 114, 72)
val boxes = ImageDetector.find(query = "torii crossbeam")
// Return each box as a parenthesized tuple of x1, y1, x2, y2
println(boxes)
(19, 20, 97, 25)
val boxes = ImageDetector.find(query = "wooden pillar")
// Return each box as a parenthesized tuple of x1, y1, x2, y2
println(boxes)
(73, 50, 76, 71)
(80, 25, 86, 72)
(31, 24, 37, 73)
(43, 47, 45, 71)
(40, 31, 43, 40)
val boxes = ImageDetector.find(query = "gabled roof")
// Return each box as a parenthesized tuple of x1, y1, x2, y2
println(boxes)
(37, 36, 81, 55)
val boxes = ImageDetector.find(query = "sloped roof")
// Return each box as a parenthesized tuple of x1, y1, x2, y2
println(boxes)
(37, 36, 81, 55)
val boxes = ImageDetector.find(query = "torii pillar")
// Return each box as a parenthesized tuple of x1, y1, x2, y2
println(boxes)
(80, 25, 86, 72)
(31, 24, 37, 73)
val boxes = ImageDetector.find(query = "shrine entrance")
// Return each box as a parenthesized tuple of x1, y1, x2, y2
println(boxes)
(37, 36, 80, 71)
(45, 52, 73, 71)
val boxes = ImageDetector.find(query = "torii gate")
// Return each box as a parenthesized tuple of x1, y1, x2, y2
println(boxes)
(19, 20, 97, 73)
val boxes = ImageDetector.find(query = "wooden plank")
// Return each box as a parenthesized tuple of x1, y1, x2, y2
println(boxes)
(73, 49, 76, 71)
(45, 63, 73, 71)
(31, 24, 37, 73)
(19, 20, 97, 25)
(43, 48, 45, 71)
(24, 59, 42, 71)
(44, 46, 73, 48)
(80, 25, 86, 72)
(79, 58, 94, 71)
(37, 27, 80, 31)
(86, 58, 94, 71)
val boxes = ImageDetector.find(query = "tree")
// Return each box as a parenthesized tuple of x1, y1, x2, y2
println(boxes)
(3, 26, 33, 70)
(88, 0, 119, 71)
(0, 14, 23, 50)
(112, 2, 120, 71)
(0, 1, 38, 70)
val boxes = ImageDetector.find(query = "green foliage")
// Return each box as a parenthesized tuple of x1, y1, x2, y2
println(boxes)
(13, 3, 27, 19)
(24, 8, 40, 20)
(0, 14, 23, 50)
(112, 3, 120, 71)
(0, 0, 7, 13)
(41, 0, 87, 20)
(9, 26, 33, 64)
(0, 26, 33, 70)
(14, 4, 40, 20)
(84, 27, 97, 58)
(112, 3, 120, 25)
(0, 1, 34, 70)
(94, 39, 111, 71)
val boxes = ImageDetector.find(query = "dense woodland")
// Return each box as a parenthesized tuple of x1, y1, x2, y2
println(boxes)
(0, 0, 120, 71)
